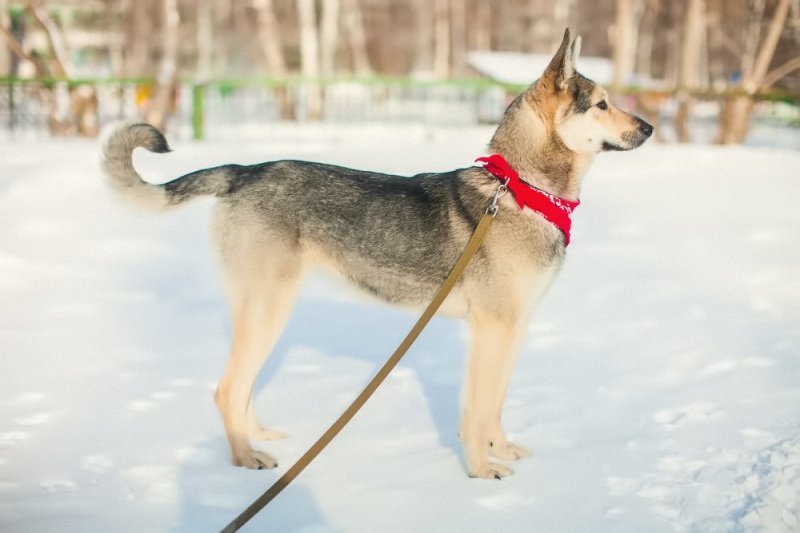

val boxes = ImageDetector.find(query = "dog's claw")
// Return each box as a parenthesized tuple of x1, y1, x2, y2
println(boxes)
(234, 449, 279, 470)
(468, 461, 514, 479)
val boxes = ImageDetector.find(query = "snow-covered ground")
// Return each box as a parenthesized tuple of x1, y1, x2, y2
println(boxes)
(1, 123, 799, 532)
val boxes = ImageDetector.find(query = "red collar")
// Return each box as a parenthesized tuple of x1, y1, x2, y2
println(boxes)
(476, 154, 580, 246)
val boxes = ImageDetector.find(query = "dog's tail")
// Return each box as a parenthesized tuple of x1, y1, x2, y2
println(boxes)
(103, 122, 237, 211)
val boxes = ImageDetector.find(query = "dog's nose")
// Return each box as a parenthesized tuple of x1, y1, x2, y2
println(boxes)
(637, 118, 654, 138)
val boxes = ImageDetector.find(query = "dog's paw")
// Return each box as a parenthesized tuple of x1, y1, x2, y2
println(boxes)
(249, 427, 287, 441)
(489, 441, 531, 462)
(234, 450, 279, 470)
(468, 461, 514, 479)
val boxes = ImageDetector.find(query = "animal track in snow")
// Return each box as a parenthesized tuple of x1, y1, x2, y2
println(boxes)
(477, 491, 535, 511)
(128, 400, 156, 412)
(13, 413, 51, 426)
(82, 454, 113, 474)
(15, 392, 47, 403)
(607, 430, 800, 530)
(0, 431, 29, 446)
(652, 402, 720, 428)
(40, 479, 78, 493)
(128, 388, 180, 412)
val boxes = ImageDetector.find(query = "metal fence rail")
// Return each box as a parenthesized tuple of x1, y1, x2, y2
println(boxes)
(0, 76, 798, 139)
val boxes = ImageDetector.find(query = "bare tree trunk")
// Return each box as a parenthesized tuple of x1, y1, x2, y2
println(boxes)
(320, 0, 340, 78)
(26, 0, 69, 77)
(144, 0, 180, 132)
(717, 0, 790, 144)
(450, 0, 467, 77)
(434, 0, 450, 79)
(636, 0, 660, 80)
(613, 0, 636, 88)
(125, 0, 153, 77)
(254, 0, 293, 119)
(297, 0, 322, 120)
(763, 56, 800, 89)
(472, 0, 491, 51)
(196, 0, 214, 79)
(674, 0, 705, 142)
(412, 0, 434, 75)
(0, 0, 11, 76)
(106, 0, 126, 77)
(552, 0, 573, 50)
(633, 0, 663, 141)
(342, 0, 372, 76)
(213, 0, 232, 77)
(22, 0, 99, 136)
(255, 0, 287, 78)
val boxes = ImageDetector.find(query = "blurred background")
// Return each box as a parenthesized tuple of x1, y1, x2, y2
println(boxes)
(0, 0, 798, 144)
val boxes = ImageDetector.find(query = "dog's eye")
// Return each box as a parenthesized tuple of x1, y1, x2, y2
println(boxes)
(597, 100, 608, 110)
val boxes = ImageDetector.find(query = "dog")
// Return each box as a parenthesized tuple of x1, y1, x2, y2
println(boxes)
(103, 29, 652, 479)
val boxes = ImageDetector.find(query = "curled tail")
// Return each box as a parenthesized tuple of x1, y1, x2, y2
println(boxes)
(103, 122, 236, 211)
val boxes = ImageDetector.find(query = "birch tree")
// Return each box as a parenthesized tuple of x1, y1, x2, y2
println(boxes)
(2, 0, 98, 136)
(613, 0, 639, 88)
(674, 0, 706, 142)
(320, 0, 341, 78)
(341, 0, 371, 76)
(254, 0, 293, 119)
(144, 0, 180, 131)
(297, 0, 322, 119)
(0, 0, 11, 76)
(434, 0, 450, 78)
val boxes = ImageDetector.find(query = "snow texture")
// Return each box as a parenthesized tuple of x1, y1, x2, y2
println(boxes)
(1, 123, 799, 532)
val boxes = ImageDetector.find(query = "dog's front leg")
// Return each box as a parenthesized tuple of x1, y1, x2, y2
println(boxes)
(460, 309, 528, 479)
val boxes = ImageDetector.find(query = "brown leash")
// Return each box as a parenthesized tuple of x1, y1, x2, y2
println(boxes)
(220, 193, 503, 533)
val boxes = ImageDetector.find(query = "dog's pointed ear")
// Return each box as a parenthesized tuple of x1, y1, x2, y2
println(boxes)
(545, 29, 581, 91)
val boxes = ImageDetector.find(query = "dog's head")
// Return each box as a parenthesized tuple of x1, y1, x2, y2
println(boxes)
(526, 29, 653, 154)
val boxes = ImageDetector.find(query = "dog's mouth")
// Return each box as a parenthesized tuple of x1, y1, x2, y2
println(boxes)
(601, 141, 626, 151)
(603, 122, 654, 152)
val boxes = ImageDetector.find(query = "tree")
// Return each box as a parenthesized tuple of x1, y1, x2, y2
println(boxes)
(254, 0, 293, 119)
(297, 0, 322, 119)
(612, 0, 642, 88)
(674, 0, 706, 142)
(0, 0, 9, 76)
(434, 0, 450, 78)
(320, 0, 341, 78)
(1, 1, 98, 136)
(143, 0, 180, 132)
(341, 0, 371, 76)
(717, 0, 792, 144)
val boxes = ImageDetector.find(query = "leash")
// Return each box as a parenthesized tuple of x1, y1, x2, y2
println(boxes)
(220, 187, 505, 533)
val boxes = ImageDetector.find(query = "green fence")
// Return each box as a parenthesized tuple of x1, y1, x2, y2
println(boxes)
(0, 76, 798, 139)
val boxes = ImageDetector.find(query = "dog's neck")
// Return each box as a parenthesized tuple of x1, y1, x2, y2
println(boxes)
(488, 101, 594, 202)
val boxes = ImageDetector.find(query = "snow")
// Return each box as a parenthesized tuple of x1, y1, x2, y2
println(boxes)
(1, 122, 799, 532)
(468, 51, 615, 85)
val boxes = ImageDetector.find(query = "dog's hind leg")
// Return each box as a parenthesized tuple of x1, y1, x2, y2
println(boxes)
(214, 238, 303, 469)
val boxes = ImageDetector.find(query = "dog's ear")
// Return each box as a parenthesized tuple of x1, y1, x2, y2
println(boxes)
(545, 28, 582, 91)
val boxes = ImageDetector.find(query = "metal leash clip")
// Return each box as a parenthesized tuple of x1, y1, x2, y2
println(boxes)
(486, 178, 509, 216)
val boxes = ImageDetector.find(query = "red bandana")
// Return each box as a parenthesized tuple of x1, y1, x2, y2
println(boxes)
(476, 154, 580, 246)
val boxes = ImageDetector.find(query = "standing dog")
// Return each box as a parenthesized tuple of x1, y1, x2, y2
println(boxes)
(103, 30, 652, 479)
